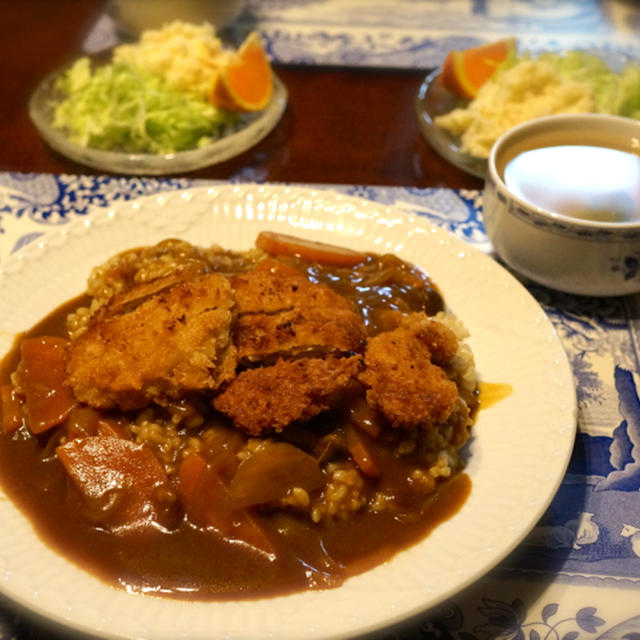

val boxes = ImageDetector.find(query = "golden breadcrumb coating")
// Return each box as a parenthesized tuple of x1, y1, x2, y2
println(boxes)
(234, 306, 366, 362)
(231, 258, 355, 314)
(67, 273, 236, 410)
(358, 313, 459, 428)
(214, 355, 363, 435)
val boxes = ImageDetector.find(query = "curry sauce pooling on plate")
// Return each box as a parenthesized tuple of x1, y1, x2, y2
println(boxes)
(0, 232, 477, 600)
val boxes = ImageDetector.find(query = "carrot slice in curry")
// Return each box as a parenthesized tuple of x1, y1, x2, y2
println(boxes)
(256, 231, 367, 267)
(57, 436, 175, 534)
(177, 452, 209, 511)
(178, 452, 273, 554)
(1, 384, 23, 434)
(344, 423, 381, 478)
(346, 395, 383, 439)
(64, 406, 125, 440)
(20, 337, 76, 433)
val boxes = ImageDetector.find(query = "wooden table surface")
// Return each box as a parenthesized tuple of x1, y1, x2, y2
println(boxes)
(0, 0, 483, 191)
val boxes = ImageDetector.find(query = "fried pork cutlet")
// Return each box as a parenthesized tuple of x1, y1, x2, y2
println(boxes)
(358, 313, 459, 429)
(66, 273, 237, 410)
(234, 306, 366, 362)
(396, 312, 459, 367)
(213, 356, 363, 435)
(231, 258, 366, 363)
(100, 272, 186, 317)
(232, 259, 355, 314)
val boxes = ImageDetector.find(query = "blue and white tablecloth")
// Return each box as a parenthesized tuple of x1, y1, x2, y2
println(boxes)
(1, 171, 640, 638)
(86, 0, 640, 69)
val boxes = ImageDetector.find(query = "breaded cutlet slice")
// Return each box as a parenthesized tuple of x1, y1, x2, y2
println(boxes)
(358, 313, 459, 429)
(66, 273, 237, 410)
(213, 355, 363, 435)
(234, 306, 366, 362)
(231, 258, 355, 314)
(231, 258, 366, 363)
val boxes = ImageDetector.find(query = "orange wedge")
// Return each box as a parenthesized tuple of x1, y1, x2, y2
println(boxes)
(440, 38, 515, 100)
(211, 31, 273, 112)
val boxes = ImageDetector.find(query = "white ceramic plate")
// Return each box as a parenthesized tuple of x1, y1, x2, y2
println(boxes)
(0, 185, 576, 640)
(415, 49, 637, 179)
(28, 61, 287, 175)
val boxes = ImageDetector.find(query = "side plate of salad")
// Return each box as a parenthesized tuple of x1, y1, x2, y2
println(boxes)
(415, 45, 640, 178)
(29, 25, 287, 175)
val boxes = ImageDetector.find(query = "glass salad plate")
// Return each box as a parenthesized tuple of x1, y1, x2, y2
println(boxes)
(415, 48, 638, 179)
(415, 68, 487, 179)
(28, 62, 288, 175)
(0, 185, 577, 640)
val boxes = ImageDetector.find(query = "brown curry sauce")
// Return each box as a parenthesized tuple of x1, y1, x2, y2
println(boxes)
(0, 251, 473, 601)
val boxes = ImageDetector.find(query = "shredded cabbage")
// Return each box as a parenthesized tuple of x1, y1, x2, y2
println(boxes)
(52, 57, 237, 154)
(511, 50, 640, 118)
(436, 49, 640, 158)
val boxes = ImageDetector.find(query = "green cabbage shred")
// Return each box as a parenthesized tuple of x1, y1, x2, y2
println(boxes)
(52, 57, 237, 154)
(504, 50, 640, 119)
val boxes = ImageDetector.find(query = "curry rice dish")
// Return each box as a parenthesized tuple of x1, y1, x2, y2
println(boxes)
(0, 233, 478, 599)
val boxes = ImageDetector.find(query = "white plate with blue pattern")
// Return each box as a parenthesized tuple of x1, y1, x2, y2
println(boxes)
(0, 184, 576, 639)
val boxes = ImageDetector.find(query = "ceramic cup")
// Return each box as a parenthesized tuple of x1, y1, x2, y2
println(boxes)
(483, 113, 640, 297)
